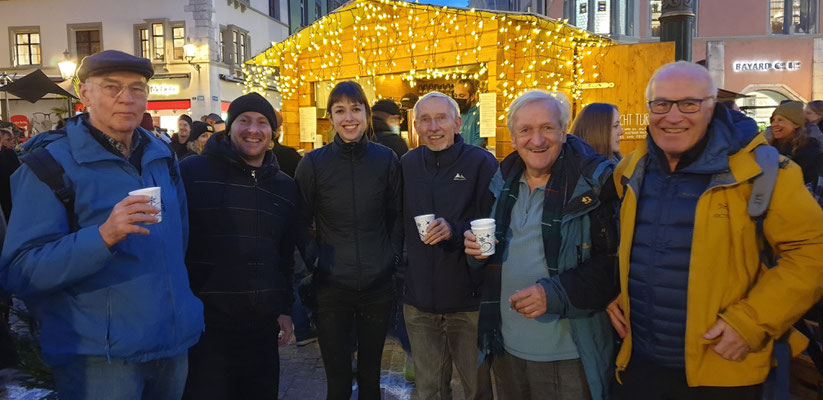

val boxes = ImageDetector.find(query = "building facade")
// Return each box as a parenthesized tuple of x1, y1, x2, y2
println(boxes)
(0, 0, 289, 134)
(467, 0, 822, 126)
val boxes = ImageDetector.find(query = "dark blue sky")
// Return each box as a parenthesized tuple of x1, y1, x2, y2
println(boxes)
(416, 0, 469, 7)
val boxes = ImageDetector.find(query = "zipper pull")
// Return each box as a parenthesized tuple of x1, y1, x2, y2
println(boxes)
(251, 170, 258, 185)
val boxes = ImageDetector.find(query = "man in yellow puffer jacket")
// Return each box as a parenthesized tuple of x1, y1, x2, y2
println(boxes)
(608, 61, 823, 399)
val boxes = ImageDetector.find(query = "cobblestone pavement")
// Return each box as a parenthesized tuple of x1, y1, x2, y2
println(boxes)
(279, 337, 467, 400)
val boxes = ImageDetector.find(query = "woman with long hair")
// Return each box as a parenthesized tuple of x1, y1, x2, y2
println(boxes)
(294, 81, 402, 400)
(770, 101, 823, 190)
(806, 100, 823, 132)
(569, 102, 623, 161)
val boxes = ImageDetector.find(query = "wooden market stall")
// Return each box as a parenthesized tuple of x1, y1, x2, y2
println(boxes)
(245, 0, 674, 157)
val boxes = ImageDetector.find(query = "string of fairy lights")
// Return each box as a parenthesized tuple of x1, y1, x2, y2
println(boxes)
(242, 0, 613, 116)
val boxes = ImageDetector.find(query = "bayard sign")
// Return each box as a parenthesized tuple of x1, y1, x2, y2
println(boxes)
(732, 60, 802, 72)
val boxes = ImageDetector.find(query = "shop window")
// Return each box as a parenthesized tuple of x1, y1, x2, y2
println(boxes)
(12, 28, 41, 66)
(269, 0, 281, 20)
(220, 25, 250, 67)
(76, 29, 101, 59)
(650, 0, 662, 37)
(135, 20, 186, 63)
(771, 0, 817, 34)
(172, 26, 185, 61)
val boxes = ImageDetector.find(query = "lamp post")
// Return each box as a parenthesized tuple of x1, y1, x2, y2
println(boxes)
(660, 0, 696, 61)
(58, 50, 77, 118)
(183, 44, 201, 73)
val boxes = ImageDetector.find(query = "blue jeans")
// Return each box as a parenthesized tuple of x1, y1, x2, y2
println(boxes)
(51, 353, 188, 400)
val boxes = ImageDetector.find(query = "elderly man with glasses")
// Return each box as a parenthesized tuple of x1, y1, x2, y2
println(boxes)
(607, 61, 823, 399)
(0, 50, 204, 399)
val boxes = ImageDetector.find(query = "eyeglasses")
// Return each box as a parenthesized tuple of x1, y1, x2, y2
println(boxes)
(648, 97, 714, 114)
(87, 81, 150, 99)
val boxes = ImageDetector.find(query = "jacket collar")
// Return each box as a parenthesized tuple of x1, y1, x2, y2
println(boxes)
(201, 132, 279, 177)
(420, 134, 464, 169)
(332, 132, 369, 159)
(618, 106, 763, 191)
(66, 115, 170, 167)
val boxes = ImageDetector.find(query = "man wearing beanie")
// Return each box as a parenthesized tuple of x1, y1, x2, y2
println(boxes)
(172, 114, 194, 159)
(1, 49, 204, 398)
(372, 99, 409, 158)
(180, 92, 298, 398)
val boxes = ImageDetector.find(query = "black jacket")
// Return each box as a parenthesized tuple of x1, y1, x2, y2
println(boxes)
(372, 118, 409, 158)
(295, 134, 403, 291)
(180, 132, 298, 332)
(401, 135, 497, 313)
(273, 141, 302, 178)
(774, 137, 822, 187)
(170, 134, 188, 160)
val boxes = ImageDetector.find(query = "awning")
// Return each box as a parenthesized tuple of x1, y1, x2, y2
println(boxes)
(0, 69, 77, 102)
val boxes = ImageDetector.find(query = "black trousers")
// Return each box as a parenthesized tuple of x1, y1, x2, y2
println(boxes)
(615, 360, 762, 400)
(315, 280, 394, 400)
(183, 326, 280, 400)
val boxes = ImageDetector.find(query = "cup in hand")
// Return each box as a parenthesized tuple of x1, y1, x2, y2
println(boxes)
(128, 186, 162, 224)
(414, 214, 435, 241)
(470, 218, 496, 256)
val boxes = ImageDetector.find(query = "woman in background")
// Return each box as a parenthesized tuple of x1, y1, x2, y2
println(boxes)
(569, 102, 623, 161)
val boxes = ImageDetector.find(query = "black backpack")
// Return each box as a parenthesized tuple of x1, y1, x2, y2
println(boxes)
(20, 129, 179, 232)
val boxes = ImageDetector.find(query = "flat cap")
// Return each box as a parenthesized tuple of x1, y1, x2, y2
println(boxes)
(76, 50, 154, 82)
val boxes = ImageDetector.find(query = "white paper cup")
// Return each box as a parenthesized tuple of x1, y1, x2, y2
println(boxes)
(128, 186, 162, 224)
(470, 218, 495, 229)
(413, 214, 435, 241)
(471, 223, 496, 256)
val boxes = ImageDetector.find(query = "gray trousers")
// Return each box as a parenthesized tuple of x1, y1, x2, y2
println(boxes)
(493, 350, 592, 400)
(404, 304, 489, 400)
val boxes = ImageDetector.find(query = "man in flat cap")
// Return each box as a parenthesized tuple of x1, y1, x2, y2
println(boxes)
(180, 92, 298, 398)
(0, 49, 204, 399)
(372, 99, 409, 158)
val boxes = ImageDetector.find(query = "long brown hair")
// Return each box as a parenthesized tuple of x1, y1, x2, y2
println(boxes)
(769, 123, 810, 155)
(569, 103, 618, 159)
(327, 81, 374, 140)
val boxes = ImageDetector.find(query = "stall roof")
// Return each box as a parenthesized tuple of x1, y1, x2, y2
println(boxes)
(247, 0, 612, 68)
(0, 69, 77, 103)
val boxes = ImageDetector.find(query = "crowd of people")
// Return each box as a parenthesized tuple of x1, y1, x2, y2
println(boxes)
(0, 48, 822, 400)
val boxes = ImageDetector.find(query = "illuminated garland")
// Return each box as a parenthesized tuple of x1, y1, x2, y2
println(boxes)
(243, 0, 613, 114)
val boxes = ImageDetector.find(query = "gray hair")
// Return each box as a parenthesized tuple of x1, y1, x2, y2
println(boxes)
(645, 60, 718, 101)
(507, 90, 571, 133)
(413, 92, 461, 120)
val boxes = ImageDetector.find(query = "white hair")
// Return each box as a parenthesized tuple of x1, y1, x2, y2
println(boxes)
(413, 91, 461, 120)
(645, 60, 718, 101)
(507, 90, 571, 133)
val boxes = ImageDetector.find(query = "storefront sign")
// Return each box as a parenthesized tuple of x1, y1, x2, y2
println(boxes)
(732, 60, 801, 72)
(149, 84, 180, 96)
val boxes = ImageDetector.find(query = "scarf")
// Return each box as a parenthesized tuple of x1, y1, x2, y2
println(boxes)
(477, 148, 570, 361)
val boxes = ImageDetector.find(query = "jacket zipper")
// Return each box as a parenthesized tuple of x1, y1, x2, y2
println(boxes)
(350, 152, 362, 290)
(251, 169, 259, 310)
(105, 288, 112, 363)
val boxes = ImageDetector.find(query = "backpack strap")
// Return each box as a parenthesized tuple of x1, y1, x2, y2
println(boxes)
(749, 145, 780, 269)
(21, 148, 79, 232)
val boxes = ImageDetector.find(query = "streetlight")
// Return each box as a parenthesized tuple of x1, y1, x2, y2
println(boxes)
(57, 50, 77, 118)
(183, 44, 201, 73)
(58, 50, 77, 81)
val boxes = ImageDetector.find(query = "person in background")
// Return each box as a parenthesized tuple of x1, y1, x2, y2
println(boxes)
(180, 92, 297, 398)
(295, 80, 402, 400)
(805, 100, 823, 136)
(569, 102, 624, 162)
(172, 114, 193, 159)
(183, 121, 214, 159)
(0, 129, 15, 151)
(271, 110, 302, 178)
(207, 113, 227, 134)
(464, 90, 619, 400)
(402, 91, 498, 399)
(372, 99, 409, 158)
(453, 79, 485, 149)
(0, 131, 19, 221)
(769, 101, 823, 191)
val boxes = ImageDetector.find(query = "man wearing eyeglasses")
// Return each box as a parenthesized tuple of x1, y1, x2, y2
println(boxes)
(0, 50, 204, 399)
(608, 61, 823, 398)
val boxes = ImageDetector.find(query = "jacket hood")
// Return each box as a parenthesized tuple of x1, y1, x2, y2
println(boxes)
(646, 103, 759, 175)
(201, 131, 280, 176)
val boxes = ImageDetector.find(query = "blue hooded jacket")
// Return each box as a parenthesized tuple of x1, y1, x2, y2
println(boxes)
(0, 117, 204, 365)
